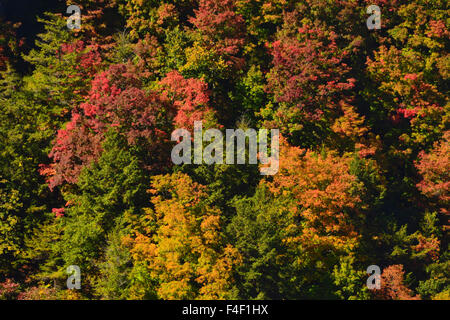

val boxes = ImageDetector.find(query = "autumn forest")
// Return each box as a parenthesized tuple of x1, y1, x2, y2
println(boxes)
(0, 0, 448, 300)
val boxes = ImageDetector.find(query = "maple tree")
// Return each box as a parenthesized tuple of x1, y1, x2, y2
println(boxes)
(125, 173, 241, 299)
(265, 14, 357, 149)
(372, 265, 420, 300)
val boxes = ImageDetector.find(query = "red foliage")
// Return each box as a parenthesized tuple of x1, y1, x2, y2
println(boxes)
(416, 131, 450, 225)
(17, 286, 58, 300)
(367, 47, 445, 123)
(427, 20, 450, 38)
(46, 64, 174, 189)
(51, 208, 65, 218)
(65, 0, 120, 50)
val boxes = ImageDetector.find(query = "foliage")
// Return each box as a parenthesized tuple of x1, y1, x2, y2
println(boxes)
(0, 0, 448, 300)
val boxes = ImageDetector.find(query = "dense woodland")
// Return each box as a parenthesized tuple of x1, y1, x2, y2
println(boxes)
(0, 0, 448, 300)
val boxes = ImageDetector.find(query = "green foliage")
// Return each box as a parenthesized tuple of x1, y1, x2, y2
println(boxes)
(227, 186, 295, 299)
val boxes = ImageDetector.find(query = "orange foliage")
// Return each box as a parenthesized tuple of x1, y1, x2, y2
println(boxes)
(372, 265, 420, 300)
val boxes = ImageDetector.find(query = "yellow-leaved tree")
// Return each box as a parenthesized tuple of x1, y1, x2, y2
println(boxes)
(124, 172, 241, 299)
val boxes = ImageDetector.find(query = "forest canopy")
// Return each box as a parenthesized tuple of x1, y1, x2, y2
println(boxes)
(0, 0, 448, 300)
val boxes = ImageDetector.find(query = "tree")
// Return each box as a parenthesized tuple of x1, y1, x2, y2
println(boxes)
(46, 63, 174, 189)
(159, 70, 216, 130)
(416, 131, 450, 219)
(265, 18, 356, 148)
(23, 13, 101, 114)
(121, 0, 194, 40)
(181, 0, 247, 125)
(125, 172, 241, 299)
(188, 0, 246, 73)
(371, 265, 420, 300)
(39, 131, 150, 297)
(262, 138, 369, 298)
